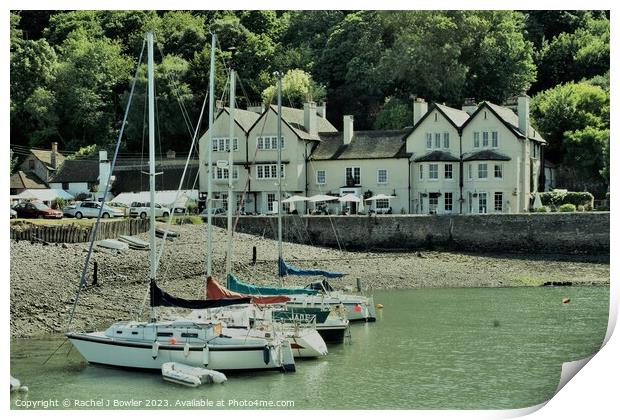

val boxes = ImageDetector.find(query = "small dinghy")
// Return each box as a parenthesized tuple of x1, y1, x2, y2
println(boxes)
(97, 239, 129, 251)
(156, 228, 179, 239)
(161, 362, 227, 387)
(118, 235, 150, 250)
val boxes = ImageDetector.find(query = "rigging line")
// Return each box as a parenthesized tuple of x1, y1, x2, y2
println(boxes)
(66, 38, 147, 331)
(141, 75, 148, 194)
(307, 159, 344, 252)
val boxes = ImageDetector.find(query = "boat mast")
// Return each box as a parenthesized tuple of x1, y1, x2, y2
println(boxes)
(276, 71, 283, 287)
(225, 69, 236, 286)
(147, 32, 157, 320)
(205, 32, 216, 292)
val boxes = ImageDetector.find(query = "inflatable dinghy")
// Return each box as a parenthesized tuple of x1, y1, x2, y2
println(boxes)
(161, 362, 227, 387)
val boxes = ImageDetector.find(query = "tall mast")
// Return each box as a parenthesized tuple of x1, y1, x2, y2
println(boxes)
(225, 69, 236, 286)
(276, 71, 283, 287)
(205, 32, 216, 289)
(147, 32, 157, 319)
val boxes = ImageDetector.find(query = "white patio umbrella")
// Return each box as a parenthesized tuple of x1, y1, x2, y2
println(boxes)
(338, 193, 362, 214)
(281, 195, 309, 203)
(308, 194, 339, 202)
(364, 193, 396, 201)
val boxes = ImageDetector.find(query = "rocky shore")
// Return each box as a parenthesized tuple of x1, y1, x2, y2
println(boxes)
(10, 223, 609, 338)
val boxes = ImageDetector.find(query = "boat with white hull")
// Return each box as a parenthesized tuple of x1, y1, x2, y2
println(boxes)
(67, 320, 295, 372)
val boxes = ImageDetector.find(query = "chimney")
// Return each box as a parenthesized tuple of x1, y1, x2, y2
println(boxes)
(99, 150, 111, 192)
(462, 98, 478, 115)
(303, 101, 318, 136)
(51, 142, 58, 169)
(517, 94, 530, 137)
(166, 149, 176, 159)
(316, 102, 327, 119)
(413, 98, 428, 126)
(343, 115, 354, 145)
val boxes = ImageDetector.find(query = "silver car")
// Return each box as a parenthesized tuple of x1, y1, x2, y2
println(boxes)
(63, 201, 124, 219)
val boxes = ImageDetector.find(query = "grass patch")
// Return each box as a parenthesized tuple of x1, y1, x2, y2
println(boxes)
(172, 215, 203, 225)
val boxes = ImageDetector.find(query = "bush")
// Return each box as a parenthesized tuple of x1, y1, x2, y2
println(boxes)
(540, 190, 594, 209)
(186, 202, 198, 214)
(51, 197, 67, 210)
(174, 215, 203, 225)
(558, 204, 577, 212)
(535, 206, 550, 212)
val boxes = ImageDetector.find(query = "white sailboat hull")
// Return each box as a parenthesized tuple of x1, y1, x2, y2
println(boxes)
(67, 332, 295, 372)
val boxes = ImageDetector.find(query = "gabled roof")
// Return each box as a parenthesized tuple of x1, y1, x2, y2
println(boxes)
(50, 159, 99, 183)
(468, 102, 546, 144)
(10, 170, 48, 189)
(414, 150, 460, 162)
(30, 149, 65, 169)
(111, 163, 200, 194)
(249, 105, 337, 141)
(404, 103, 470, 139)
(311, 129, 411, 161)
(216, 107, 261, 134)
(462, 150, 511, 161)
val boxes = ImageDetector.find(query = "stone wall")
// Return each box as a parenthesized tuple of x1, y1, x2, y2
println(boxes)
(213, 212, 609, 254)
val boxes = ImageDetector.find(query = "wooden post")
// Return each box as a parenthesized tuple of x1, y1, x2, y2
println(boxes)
(252, 246, 257, 265)
(92, 261, 98, 286)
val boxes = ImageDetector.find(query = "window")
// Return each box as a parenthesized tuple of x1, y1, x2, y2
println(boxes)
(482, 132, 489, 147)
(429, 164, 439, 180)
(62, 182, 69, 190)
(443, 132, 450, 148)
(434, 133, 441, 148)
(444, 164, 453, 180)
(444, 192, 453, 212)
(376, 199, 389, 209)
(478, 163, 488, 179)
(473, 132, 480, 148)
(426, 133, 432, 149)
(257, 136, 284, 150)
(468, 192, 473, 213)
(491, 131, 499, 148)
(213, 137, 238, 152)
(494, 164, 503, 179)
(345, 167, 361, 185)
(478, 192, 487, 214)
(267, 193, 276, 213)
(213, 166, 239, 180)
(468, 164, 473, 180)
(419, 164, 424, 180)
(419, 193, 424, 213)
(256, 164, 285, 179)
(429, 193, 439, 213)
(494, 192, 503, 212)
(377, 169, 388, 184)
(316, 170, 326, 185)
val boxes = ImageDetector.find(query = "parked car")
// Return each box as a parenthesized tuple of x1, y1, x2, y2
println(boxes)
(106, 201, 129, 217)
(200, 207, 226, 221)
(63, 201, 124, 219)
(12, 202, 63, 219)
(10, 208, 17, 219)
(129, 202, 171, 219)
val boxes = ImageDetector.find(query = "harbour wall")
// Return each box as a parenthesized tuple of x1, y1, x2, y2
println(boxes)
(214, 212, 609, 254)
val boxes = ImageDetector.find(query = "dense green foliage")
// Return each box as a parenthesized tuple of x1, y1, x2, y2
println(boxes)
(540, 190, 594, 210)
(10, 10, 609, 194)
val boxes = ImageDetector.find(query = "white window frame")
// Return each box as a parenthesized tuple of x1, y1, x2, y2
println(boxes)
(482, 131, 489, 147)
(213, 166, 239, 180)
(213, 137, 238, 152)
(345, 167, 361, 185)
(429, 194, 439, 213)
(494, 192, 503, 212)
(491, 131, 499, 148)
(419, 164, 424, 180)
(478, 192, 488, 214)
(256, 164, 285, 180)
(429, 164, 439, 180)
(444, 192, 453, 212)
(444, 164, 453, 180)
(478, 163, 488, 180)
(316, 170, 326, 185)
(267, 193, 276, 213)
(468, 164, 473, 180)
(377, 169, 388, 184)
(375, 198, 390, 209)
(434, 133, 441, 149)
(426, 133, 432, 149)
(443, 132, 450, 149)
(256, 136, 284, 150)
(473, 132, 480, 148)
(494, 164, 503, 179)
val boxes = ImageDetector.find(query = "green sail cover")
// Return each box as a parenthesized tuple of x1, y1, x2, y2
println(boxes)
(227, 273, 319, 296)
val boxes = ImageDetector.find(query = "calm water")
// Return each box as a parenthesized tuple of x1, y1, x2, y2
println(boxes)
(10, 286, 609, 410)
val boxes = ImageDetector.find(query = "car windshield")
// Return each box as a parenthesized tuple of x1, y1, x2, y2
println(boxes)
(33, 203, 50, 210)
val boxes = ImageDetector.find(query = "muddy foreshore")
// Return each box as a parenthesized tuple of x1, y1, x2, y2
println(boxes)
(9, 223, 609, 338)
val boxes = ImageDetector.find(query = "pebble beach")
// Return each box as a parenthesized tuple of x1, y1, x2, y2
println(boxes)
(9, 223, 609, 338)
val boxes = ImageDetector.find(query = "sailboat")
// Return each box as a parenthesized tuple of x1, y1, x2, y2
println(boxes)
(66, 32, 296, 373)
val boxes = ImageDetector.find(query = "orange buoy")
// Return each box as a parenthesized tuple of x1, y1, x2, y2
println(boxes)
(169, 337, 177, 344)
(562, 297, 570, 304)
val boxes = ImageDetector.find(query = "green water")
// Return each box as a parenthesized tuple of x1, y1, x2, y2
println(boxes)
(10, 286, 609, 410)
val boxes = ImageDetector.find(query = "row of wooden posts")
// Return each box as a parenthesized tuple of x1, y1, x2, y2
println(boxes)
(10, 219, 150, 243)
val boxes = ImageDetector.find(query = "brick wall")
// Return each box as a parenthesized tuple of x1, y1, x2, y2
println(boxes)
(214, 212, 609, 254)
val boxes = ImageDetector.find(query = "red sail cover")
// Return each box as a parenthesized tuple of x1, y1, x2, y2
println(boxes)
(206, 276, 291, 304)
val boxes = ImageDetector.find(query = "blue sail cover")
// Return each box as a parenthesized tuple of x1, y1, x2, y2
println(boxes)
(227, 273, 319, 296)
(278, 257, 345, 279)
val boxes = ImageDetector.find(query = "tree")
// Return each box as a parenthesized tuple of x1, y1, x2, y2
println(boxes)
(373, 97, 412, 130)
(261, 69, 326, 108)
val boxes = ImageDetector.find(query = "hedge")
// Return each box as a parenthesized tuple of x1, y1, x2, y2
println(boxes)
(540, 190, 594, 209)
(558, 204, 577, 212)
